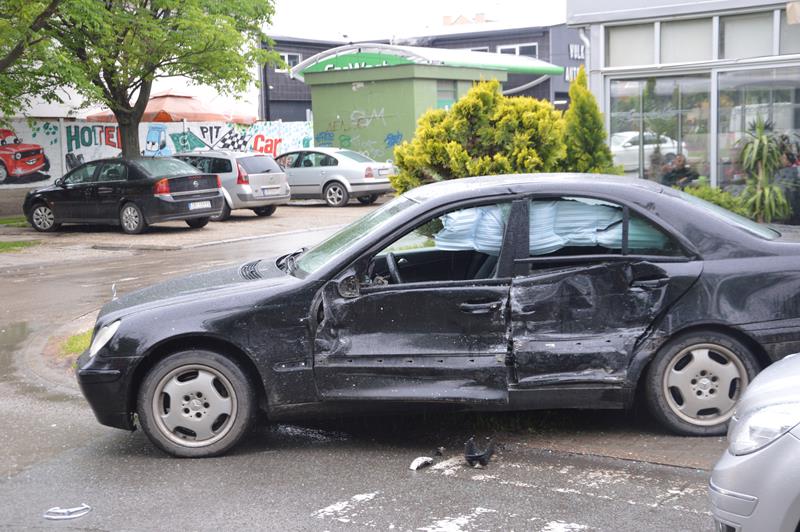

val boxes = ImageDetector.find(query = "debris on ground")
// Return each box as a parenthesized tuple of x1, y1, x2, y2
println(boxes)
(464, 436, 495, 468)
(409, 456, 434, 471)
(434, 446, 445, 456)
(43, 503, 92, 520)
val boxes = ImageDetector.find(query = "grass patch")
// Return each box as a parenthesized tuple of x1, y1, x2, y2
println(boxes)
(0, 216, 28, 228)
(60, 329, 92, 357)
(0, 240, 39, 253)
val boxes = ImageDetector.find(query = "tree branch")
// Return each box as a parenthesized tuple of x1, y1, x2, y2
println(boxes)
(0, 0, 62, 73)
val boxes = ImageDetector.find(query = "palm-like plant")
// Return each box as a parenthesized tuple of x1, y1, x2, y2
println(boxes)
(739, 117, 792, 223)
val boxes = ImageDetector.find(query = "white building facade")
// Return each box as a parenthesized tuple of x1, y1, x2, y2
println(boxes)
(568, 0, 800, 190)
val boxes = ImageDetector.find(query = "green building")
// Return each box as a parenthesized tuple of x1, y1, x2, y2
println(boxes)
(291, 44, 564, 161)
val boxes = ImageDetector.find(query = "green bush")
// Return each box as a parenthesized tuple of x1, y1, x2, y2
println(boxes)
(561, 66, 621, 175)
(681, 183, 749, 216)
(392, 80, 566, 193)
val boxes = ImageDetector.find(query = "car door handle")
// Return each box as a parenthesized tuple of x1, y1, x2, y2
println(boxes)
(631, 278, 669, 289)
(459, 300, 502, 315)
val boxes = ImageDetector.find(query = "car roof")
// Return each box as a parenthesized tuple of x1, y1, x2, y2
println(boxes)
(403, 172, 666, 203)
(280, 147, 358, 156)
(174, 150, 273, 159)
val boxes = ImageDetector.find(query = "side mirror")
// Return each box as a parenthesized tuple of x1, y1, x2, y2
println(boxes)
(55, 177, 65, 187)
(337, 275, 360, 298)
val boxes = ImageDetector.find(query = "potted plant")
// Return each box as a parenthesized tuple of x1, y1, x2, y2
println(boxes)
(738, 117, 792, 223)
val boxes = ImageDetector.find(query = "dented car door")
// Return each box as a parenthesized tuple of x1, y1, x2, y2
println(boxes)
(313, 279, 511, 404)
(509, 261, 675, 387)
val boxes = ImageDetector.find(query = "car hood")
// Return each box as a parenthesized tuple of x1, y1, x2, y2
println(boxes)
(735, 353, 800, 416)
(98, 258, 293, 320)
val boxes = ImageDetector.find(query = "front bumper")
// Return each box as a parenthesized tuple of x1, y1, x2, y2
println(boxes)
(11, 156, 46, 176)
(709, 431, 800, 532)
(146, 192, 224, 224)
(75, 349, 139, 431)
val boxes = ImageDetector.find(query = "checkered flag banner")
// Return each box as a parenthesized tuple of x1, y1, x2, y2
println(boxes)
(213, 128, 250, 151)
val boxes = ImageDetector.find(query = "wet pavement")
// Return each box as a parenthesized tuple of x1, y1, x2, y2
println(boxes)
(0, 223, 721, 531)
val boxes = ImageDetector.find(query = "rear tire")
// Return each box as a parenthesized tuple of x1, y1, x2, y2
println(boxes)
(120, 202, 147, 234)
(324, 182, 349, 207)
(186, 217, 209, 229)
(252, 205, 276, 217)
(644, 331, 760, 436)
(137, 350, 256, 458)
(357, 194, 379, 205)
(211, 200, 231, 222)
(30, 203, 60, 232)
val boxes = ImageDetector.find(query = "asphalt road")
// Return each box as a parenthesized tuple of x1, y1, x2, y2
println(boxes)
(0, 226, 716, 531)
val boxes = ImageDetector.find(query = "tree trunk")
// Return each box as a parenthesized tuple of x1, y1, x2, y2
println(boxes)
(118, 120, 141, 158)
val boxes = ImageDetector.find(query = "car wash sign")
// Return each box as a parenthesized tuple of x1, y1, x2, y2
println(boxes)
(302, 52, 415, 74)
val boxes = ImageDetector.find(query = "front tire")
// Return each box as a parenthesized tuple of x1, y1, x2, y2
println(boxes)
(645, 331, 759, 435)
(0, 162, 8, 184)
(137, 350, 256, 458)
(186, 217, 209, 229)
(30, 203, 60, 232)
(120, 202, 147, 234)
(324, 181, 349, 207)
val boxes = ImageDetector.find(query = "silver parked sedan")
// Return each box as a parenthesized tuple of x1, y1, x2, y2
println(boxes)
(175, 151, 291, 221)
(275, 147, 395, 207)
(709, 352, 800, 532)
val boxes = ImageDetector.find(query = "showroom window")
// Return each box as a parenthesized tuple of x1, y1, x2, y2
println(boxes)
(609, 75, 710, 182)
(661, 19, 713, 63)
(498, 43, 538, 58)
(437, 80, 457, 108)
(717, 66, 800, 189)
(606, 24, 654, 67)
(720, 13, 773, 59)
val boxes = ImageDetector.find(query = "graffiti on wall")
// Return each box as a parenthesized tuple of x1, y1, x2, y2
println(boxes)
(0, 119, 314, 188)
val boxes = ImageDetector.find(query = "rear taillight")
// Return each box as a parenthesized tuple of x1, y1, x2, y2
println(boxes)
(153, 178, 170, 196)
(364, 167, 374, 178)
(237, 163, 249, 185)
(216, 175, 222, 188)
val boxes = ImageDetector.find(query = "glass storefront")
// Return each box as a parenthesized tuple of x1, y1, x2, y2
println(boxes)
(609, 75, 710, 183)
(718, 66, 800, 190)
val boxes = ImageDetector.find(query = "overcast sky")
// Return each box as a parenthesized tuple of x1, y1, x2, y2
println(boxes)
(267, 0, 568, 41)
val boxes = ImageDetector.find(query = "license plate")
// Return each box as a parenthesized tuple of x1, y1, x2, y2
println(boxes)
(188, 201, 211, 210)
(261, 186, 280, 196)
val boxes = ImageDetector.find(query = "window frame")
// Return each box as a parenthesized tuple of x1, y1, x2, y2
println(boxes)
(497, 42, 539, 58)
(275, 52, 302, 73)
(63, 162, 101, 185)
(514, 194, 697, 268)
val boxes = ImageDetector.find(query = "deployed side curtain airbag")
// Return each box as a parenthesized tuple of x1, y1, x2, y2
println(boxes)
(434, 204, 509, 256)
(529, 198, 668, 255)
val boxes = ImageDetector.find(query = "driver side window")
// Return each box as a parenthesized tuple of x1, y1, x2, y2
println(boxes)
(372, 202, 511, 285)
(64, 163, 100, 185)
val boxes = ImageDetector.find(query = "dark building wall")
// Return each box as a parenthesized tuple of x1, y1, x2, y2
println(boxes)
(268, 101, 311, 122)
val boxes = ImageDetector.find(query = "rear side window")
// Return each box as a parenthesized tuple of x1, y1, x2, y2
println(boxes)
(134, 158, 198, 177)
(529, 197, 684, 257)
(239, 155, 281, 174)
(178, 157, 232, 174)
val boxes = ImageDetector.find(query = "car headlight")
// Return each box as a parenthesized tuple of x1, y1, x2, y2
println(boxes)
(89, 320, 121, 357)
(14, 152, 21, 160)
(728, 403, 800, 455)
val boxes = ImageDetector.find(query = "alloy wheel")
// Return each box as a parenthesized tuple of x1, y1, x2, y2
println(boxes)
(662, 343, 748, 426)
(325, 184, 345, 206)
(151, 364, 238, 448)
(32, 205, 55, 230)
(121, 205, 140, 232)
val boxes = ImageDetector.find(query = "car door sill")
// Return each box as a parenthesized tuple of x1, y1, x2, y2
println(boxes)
(508, 383, 625, 410)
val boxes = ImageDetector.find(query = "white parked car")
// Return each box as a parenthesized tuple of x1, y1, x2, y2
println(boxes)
(175, 151, 291, 221)
(275, 147, 395, 207)
(611, 131, 686, 171)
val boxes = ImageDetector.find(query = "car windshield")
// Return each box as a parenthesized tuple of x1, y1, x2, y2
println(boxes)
(673, 188, 780, 240)
(134, 158, 199, 177)
(337, 150, 374, 163)
(295, 196, 415, 275)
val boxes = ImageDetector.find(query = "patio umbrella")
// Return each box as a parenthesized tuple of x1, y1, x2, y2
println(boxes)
(85, 90, 257, 124)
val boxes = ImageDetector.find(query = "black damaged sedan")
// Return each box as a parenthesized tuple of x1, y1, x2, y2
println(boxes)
(76, 174, 800, 457)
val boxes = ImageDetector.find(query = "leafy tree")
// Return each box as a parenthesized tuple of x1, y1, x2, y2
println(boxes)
(48, 0, 278, 157)
(739, 117, 792, 223)
(681, 181, 748, 216)
(392, 80, 566, 193)
(0, 0, 72, 120)
(561, 65, 620, 174)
